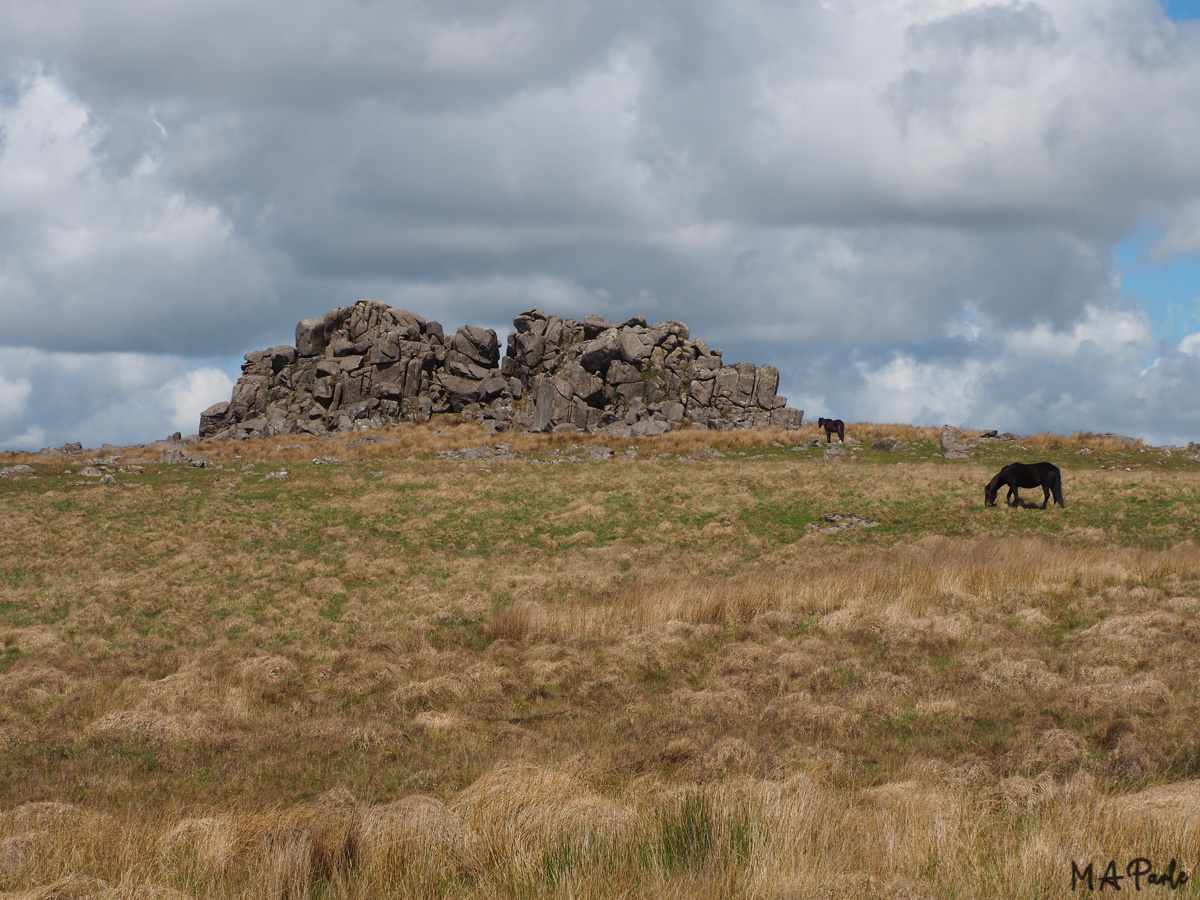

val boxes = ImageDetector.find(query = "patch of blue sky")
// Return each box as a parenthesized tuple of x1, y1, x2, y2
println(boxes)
(1114, 232, 1200, 351)
(1162, 0, 1200, 21)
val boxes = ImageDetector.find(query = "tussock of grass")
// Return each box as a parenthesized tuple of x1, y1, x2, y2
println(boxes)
(4, 771, 1199, 899)
(3, 425, 1200, 897)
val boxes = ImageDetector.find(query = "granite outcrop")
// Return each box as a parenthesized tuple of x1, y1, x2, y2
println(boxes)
(199, 301, 803, 440)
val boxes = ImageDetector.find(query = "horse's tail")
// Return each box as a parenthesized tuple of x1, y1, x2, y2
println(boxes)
(1051, 471, 1065, 508)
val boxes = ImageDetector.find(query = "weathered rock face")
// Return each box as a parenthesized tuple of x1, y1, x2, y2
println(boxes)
(940, 424, 970, 459)
(200, 300, 803, 440)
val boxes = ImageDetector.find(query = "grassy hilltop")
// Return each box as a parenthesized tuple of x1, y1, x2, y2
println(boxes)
(2, 422, 1199, 899)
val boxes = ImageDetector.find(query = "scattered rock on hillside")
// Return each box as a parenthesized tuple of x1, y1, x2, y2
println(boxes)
(439, 446, 491, 461)
(1102, 433, 1139, 447)
(810, 514, 878, 535)
(940, 425, 970, 459)
(347, 435, 390, 448)
(37, 442, 83, 458)
(940, 424, 963, 449)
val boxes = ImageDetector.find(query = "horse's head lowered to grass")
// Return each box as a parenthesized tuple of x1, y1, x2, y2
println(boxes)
(983, 474, 1003, 508)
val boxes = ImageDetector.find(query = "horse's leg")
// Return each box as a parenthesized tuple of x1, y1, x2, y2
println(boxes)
(1007, 486, 1019, 507)
(1041, 484, 1050, 509)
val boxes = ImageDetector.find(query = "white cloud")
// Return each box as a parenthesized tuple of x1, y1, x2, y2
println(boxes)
(0, 70, 96, 205)
(1179, 331, 1200, 356)
(0, 1, 1199, 444)
(161, 368, 235, 435)
(1003, 304, 1151, 358)
(0, 347, 236, 450)
(0, 375, 32, 421)
(841, 304, 1200, 443)
(0, 425, 47, 452)
(0, 70, 278, 354)
(855, 354, 988, 426)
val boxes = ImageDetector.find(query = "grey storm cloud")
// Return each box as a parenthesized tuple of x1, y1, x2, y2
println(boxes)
(1, 1, 638, 110)
(3, 0, 1200, 448)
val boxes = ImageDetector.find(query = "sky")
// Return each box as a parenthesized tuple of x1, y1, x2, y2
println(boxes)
(2, 0, 1200, 450)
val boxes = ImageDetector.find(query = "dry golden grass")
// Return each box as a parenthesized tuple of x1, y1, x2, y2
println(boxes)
(3, 418, 1135, 469)
(2, 423, 1200, 898)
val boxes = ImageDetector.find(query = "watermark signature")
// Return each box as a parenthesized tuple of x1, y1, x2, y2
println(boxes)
(1071, 858, 1189, 891)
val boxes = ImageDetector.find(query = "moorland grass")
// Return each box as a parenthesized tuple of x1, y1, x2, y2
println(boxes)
(1, 421, 1199, 898)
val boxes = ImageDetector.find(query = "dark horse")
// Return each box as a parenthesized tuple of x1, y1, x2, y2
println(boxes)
(818, 417, 845, 443)
(985, 462, 1065, 509)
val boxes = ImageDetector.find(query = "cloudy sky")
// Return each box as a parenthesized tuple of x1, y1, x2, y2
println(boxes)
(3, 0, 1200, 449)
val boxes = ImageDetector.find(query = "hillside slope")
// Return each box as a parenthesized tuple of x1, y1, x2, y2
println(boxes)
(2, 423, 1198, 898)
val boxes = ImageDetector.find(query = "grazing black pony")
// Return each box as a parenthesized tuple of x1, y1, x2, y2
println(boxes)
(818, 417, 845, 443)
(984, 462, 1065, 509)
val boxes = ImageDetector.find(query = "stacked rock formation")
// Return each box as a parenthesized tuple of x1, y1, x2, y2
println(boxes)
(199, 300, 803, 440)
